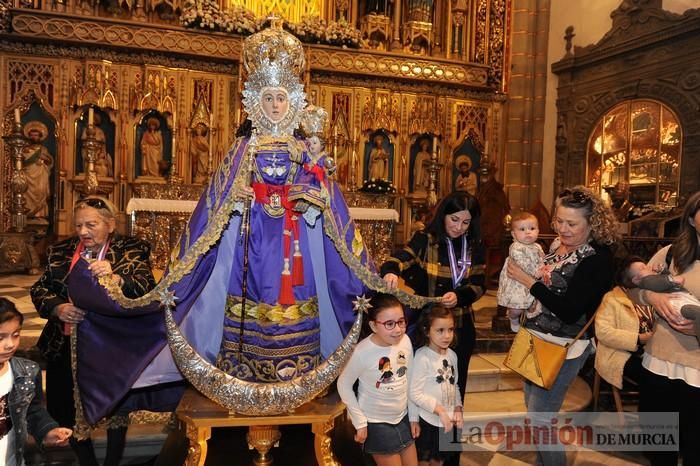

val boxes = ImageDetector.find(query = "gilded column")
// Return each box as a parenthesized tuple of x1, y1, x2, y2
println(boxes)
(391, 0, 402, 50)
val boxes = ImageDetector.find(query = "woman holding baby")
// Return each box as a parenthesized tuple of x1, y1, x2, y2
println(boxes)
(633, 190, 700, 466)
(506, 186, 618, 466)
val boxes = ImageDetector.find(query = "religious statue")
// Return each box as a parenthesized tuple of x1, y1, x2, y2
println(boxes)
(454, 154, 477, 195)
(412, 138, 431, 192)
(407, 0, 434, 22)
(368, 133, 389, 180)
(66, 21, 435, 425)
(140, 117, 163, 177)
(80, 112, 113, 177)
(190, 123, 210, 184)
(22, 122, 54, 219)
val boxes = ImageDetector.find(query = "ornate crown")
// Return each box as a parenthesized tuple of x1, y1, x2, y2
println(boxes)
(243, 17, 305, 79)
(241, 18, 307, 137)
(300, 105, 328, 137)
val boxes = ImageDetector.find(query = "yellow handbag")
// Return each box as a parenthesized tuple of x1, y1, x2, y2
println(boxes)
(504, 313, 596, 390)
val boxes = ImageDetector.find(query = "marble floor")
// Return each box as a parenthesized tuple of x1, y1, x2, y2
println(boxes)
(0, 275, 652, 465)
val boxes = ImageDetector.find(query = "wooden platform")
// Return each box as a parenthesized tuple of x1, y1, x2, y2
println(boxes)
(175, 388, 346, 466)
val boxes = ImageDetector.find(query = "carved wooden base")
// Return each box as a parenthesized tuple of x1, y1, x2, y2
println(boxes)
(184, 423, 210, 466)
(176, 388, 345, 466)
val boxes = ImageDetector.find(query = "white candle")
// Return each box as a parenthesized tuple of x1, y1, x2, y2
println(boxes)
(88, 107, 94, 126)
(432, 136, 437, 155)
(14, 108, 20, 124)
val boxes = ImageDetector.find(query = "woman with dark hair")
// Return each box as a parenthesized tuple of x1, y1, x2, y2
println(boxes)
(506, 185, 618, 466)
(381, 191, 486, 397)
(633, 190, 700, 466)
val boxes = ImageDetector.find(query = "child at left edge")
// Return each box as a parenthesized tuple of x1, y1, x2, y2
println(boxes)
(409, 305, 463, 466)
(0, 297, 72, 466)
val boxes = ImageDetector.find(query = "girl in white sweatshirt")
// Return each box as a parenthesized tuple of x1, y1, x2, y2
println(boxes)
(338, 293, 419, 465)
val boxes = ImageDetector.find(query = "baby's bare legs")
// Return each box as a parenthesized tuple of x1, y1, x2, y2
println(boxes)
(508, 308, 525, 332)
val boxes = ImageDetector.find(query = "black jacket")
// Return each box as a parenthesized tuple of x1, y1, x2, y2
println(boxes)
(30, 234, 155, 360)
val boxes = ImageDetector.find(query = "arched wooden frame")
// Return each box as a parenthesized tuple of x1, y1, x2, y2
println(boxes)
(551, 2, 700, 203)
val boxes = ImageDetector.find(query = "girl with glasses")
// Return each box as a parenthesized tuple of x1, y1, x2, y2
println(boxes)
(338, 293, 420, 466)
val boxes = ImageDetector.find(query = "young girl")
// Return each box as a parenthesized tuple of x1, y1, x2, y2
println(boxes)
(497, 212, 544, 331)
(337, 293, 419, 466)
(0, 298, 71, 466)
(409, 305, 463, 466)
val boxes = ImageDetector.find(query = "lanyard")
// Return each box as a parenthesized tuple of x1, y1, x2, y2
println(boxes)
(69, 240, 110, 273)
(446, 235, 469, 288)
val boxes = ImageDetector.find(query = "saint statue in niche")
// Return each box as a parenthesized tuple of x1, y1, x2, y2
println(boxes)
(412, 138, 431, 193)
(190, 123, 210, 184)
(22, 121, 54, 220)
(368, 133, 389, 180)
(454, 155, 477, 195)
(140, 117, 163, 177)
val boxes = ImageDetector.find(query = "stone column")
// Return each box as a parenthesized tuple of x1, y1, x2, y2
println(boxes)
(502, 0, 550, 210)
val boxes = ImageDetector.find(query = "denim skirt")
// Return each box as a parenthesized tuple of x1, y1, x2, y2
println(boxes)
(364, 414, 415, 455)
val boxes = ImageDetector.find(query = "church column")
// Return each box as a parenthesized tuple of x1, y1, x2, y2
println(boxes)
(502, 0, 550, 210)
(433, 0, 444, 56)
(391, 0, 402, 50)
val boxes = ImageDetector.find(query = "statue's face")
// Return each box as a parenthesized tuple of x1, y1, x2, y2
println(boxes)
(28, 130, 42, 143)
(307, 136, 322, 155)
(260, 88, 289, 122)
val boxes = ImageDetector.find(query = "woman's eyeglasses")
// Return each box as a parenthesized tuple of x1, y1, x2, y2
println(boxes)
(374, 318, 407, 330)
(558, 189, 592, 206)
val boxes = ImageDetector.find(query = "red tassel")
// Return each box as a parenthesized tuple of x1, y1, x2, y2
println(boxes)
(292, 240, 304, 286)
(279, 259, 295, 305)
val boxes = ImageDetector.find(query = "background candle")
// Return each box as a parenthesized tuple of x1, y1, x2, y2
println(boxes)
(14, 108, 20, 124)
(88, 107, 94, 126)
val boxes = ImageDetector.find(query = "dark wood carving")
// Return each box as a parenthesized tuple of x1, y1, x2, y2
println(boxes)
(551, 0, 700, 201)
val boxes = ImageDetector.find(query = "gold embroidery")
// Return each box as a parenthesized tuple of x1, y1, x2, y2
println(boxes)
(224, 296, 318, 323)
(221, 341, 320, 357)
(222, 326, 319, 341)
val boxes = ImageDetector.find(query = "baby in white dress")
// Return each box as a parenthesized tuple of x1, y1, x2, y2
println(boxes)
(497, 212, 544, 332)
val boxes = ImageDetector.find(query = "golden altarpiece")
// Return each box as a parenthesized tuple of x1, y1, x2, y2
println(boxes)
(0, 0, 511, 272)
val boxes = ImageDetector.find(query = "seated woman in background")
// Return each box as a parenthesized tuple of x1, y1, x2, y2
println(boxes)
(594, 255, 655, 390)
